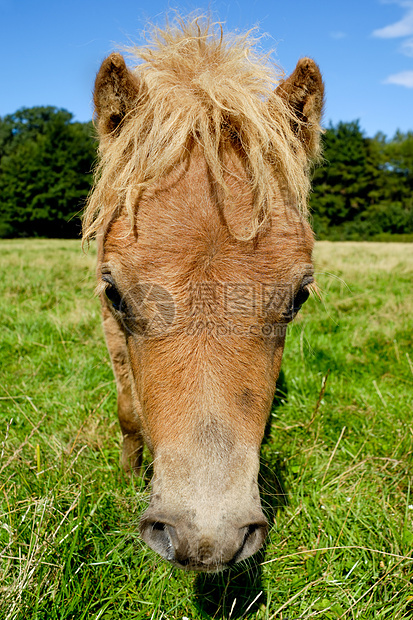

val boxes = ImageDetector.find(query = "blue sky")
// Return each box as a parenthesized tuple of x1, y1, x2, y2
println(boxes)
(1, 0, 412, 138)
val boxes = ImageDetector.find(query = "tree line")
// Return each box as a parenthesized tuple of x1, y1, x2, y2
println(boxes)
(0, 107, 94, 238)
(311, 121, 413, 240)
(0, 106, 412, 240)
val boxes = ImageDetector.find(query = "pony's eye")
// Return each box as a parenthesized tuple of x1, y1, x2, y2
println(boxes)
(292, 286, 310, 314)
(103, 277, 124, 312)
(283, 276, 313, 321)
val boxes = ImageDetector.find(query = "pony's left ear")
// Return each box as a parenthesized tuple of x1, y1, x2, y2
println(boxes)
(93, 53, 144, 138)
(274, 58, 324, 160)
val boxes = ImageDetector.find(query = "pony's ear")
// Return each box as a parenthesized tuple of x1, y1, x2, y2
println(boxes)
(94, 53, 143, 137)
(275, 58, 324, 159)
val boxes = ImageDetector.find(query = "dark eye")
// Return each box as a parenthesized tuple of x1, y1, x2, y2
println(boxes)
(283, 276, 313, 321)
(102, 276, 124, 312)
(292, 286, 310, 314)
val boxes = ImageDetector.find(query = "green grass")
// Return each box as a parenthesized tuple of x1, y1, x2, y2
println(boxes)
(1, 238, 413, 619)
(370, 233, 413, 243)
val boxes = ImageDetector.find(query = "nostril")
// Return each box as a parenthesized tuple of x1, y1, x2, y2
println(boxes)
(140, 519, 176, 562)
(246, 523, 260, 536)
(140, 512, 268, 570)
(232, 520, 268, 564)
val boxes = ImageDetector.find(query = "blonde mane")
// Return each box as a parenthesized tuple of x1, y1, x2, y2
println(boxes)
(83, 17, 317, 242)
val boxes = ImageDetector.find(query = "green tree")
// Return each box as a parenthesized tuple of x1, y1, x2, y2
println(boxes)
(310, 121, 377, 238)
(310, 122, 413, 239)
(0, 107, 96, 238)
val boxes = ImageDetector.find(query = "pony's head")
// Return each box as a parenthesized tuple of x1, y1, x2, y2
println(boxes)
(84, 18, 324, 571)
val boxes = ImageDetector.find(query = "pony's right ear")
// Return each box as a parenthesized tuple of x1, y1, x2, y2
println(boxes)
(94, 53, 143, 137)
(274, 58, 324, 161)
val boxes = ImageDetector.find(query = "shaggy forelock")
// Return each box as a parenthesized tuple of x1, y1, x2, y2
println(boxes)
(83, 16, 318, 242)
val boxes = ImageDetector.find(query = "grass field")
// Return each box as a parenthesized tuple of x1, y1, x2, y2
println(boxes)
(1, 239, 412, 619)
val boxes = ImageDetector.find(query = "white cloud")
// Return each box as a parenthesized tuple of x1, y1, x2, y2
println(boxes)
(384, 70, 413, 86)
(373, 1, 413, 38)
(374, 1, 413, 84)
(400, 36, 413, 54)
(329, 31, 347, 39)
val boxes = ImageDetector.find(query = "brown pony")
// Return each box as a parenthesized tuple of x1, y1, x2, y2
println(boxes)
(83, 17, 324, 572)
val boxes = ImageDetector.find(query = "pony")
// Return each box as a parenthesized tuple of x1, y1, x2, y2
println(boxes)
(83, 16, 324, 572)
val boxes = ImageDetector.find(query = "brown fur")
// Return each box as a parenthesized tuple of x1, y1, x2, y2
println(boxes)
(85, 16, 324, 572)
